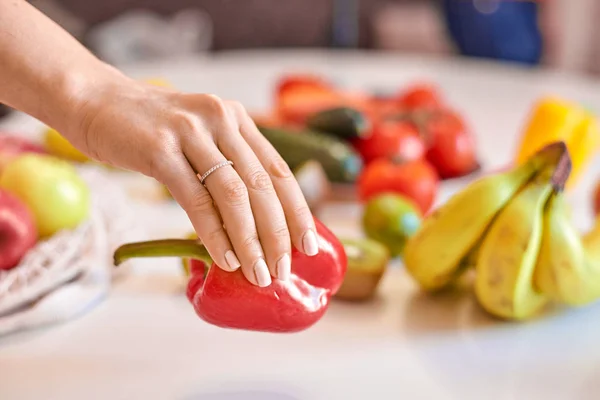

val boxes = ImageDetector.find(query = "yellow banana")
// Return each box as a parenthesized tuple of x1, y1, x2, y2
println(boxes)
(474, 175, 554, 320)
(534, 194, 600, 306)
(403, 141, 567, 291)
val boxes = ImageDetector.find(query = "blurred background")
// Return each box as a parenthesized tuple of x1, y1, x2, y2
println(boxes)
(1, 0, 599, 118)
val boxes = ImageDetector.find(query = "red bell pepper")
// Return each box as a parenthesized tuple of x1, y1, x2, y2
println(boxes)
(113, 218, 347, 333)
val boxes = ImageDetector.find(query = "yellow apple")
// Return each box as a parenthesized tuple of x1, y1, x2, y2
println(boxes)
(0, 154, 91, 237)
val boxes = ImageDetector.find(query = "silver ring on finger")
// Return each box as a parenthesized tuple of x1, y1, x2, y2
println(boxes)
(198, 160, 234, 185)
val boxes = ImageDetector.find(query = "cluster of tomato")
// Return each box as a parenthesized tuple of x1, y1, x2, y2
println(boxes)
(356, 85, 480, 214)
(268, 75, 480, 215)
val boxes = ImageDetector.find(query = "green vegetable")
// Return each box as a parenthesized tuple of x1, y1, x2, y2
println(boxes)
(305, 107, 371, 140)
(258, 126, 363, 183)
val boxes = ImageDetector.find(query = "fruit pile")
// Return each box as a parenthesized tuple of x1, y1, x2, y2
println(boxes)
(254, 74, 480, 215)
(0, 133, 90, 271)
(403, 141, 600, 320)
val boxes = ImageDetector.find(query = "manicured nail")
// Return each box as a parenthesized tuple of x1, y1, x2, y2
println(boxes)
(277, 254, 291, 281)
(302, 229, 319, 256)
(224, 250, 241, 271)
(254, 259, 272, 287)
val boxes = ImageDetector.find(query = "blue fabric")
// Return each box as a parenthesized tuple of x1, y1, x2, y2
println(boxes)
(442, 0, 543, 65)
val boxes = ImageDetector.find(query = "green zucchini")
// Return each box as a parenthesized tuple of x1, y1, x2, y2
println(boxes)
(305, 107, 371, 140)
(258, 126, 363, 183)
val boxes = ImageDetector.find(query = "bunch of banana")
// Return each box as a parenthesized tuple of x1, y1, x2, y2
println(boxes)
(404, 141, 600, 321)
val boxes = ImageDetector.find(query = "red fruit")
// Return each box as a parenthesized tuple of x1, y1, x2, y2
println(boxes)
(275, 74, 338, 124)
(358, 158, 440, 214)
(276, 74, 332, 97)
(0, 189, 38, 270)
(352, 119, 425, 165)
(398, 83, 443, 110)
(366, 95, 404, 120)
(0, 133, 47, 171)
(277, 87, 342, 126)
(275, 74, 374, 125)
(424, 110, 479, 179)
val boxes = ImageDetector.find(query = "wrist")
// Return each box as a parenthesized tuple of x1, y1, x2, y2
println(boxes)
(47, 61, 129, 135)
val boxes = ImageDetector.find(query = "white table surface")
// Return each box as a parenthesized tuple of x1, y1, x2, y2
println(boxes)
(1, 50, 600, 400)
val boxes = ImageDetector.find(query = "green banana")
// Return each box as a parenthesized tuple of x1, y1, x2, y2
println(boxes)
(403, 141, 567, 291)
(474, 176, 553, 320)
(534, 194, 600, 306)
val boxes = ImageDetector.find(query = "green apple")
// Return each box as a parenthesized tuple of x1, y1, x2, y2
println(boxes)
(0, 154, 91, 237)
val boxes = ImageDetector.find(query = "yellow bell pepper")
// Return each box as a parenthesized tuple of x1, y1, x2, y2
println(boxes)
(515, 97, 600, 188)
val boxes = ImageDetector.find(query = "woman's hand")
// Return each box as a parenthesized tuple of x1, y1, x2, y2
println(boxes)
(0, 0, 318, 287)
(66, 75, 318, 287)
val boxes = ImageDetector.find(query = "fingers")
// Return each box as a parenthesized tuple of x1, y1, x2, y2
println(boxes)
(155, 95, 316, 289)
(216, 113, 292, 283)
(155, 153, 242, 274)
(182, 133, 272, 287)
(230, 102, 318, 257)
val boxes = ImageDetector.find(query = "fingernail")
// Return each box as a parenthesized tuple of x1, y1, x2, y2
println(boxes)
(254, 259, 272, 287)
(224, 250, 241, 271)
(302, 229, 319, 256)
(277, 254, 291, 281)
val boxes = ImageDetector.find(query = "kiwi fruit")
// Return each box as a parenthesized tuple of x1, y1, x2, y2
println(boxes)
(334, 238, 390, 301)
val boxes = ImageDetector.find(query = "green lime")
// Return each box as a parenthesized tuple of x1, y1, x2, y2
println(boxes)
(362, 193, 422, 257)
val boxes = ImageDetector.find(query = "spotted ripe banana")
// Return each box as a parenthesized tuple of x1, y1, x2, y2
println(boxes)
(474, 177, 553, 320)
(474, 152, 571, 320)
(403, 141, 568, 291)
(534, 194, 600, 306)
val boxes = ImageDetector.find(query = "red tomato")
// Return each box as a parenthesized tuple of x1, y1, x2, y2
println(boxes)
(366, 95, 405, 120)
(398, 83, 443, 110)
(424, 110, 479, 179)
(274, 74, 337, 124)
(277, 88, 342, 125)
(276, 74, 332, 97)
(352, 120, 425, 165)
(358, 158, 440, 214)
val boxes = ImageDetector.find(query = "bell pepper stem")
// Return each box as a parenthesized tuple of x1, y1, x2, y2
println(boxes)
(113, 239, 213, 267)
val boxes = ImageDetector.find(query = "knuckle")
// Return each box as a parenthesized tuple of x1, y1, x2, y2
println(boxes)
(204, 95, 228, 120)
(245, 168, 273, 193)
(202, 227, 224, 245)
(184, 186, 214, 214)
(171, 112, 203, 139)
(267, 157, 293, 180)
(241, 233, 260, 250)
(293, 204, 312, 222)
(272, 224, 290, 240)
(227, 100, 245, 115)
(222, 179, 248, 206)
